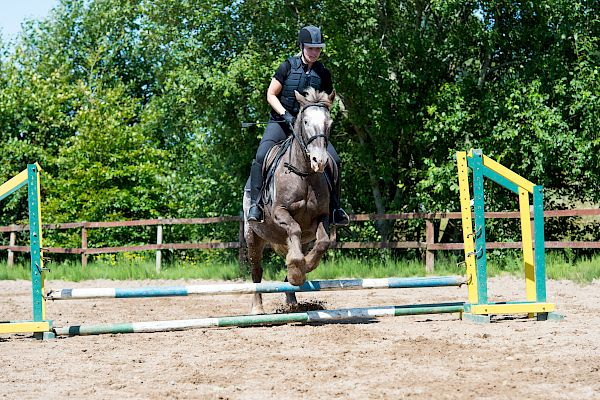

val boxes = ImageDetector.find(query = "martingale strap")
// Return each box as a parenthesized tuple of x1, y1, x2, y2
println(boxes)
(283, 162, 311, 177)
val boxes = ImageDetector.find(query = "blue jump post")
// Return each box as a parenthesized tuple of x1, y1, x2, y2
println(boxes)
(0, 164, 54, 339)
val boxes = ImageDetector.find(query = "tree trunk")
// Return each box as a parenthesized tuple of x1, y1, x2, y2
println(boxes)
(353, 124, 391, 243)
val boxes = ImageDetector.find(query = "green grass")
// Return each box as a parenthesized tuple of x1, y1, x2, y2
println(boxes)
(546, 253, 600, 283)
(0, 260, 245, 282)
(2, 251, 598, 283)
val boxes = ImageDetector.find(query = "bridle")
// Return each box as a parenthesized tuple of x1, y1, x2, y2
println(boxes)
(284, 102, 331, 177)
(291, 102, 330, 159)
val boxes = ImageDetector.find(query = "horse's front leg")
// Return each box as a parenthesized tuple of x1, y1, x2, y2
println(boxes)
(247, 230, 266, 314)
(284, 275, 298, 306)
(273, 206, 306, 286)
(305, 219, 331, 273)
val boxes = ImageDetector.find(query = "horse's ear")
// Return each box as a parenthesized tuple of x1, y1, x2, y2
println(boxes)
(294, 90, 308, 107)
(328, 90, 336, 108)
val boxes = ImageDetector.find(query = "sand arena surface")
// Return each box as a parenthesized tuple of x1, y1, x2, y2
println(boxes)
(1, 276, 599, 399)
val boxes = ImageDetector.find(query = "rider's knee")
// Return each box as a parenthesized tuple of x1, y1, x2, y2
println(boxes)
(256, 139, 280, 165)
(255, 146, 270, 165)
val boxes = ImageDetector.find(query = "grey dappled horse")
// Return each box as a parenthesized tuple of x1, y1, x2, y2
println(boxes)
(243, 88, 336, 314)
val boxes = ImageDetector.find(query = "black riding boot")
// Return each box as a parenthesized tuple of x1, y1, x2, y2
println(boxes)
(326, 167, 349, 227)
(247, 160, 264, 222)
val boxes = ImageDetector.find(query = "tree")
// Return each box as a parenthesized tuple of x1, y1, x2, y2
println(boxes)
(1, 0, 598, 256)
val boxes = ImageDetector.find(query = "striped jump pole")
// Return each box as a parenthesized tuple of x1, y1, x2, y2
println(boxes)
(53, 302, 466, 336)
(46, 276, 465, 300)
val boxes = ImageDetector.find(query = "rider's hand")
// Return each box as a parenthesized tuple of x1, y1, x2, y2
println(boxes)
(282, 111, 295, 130)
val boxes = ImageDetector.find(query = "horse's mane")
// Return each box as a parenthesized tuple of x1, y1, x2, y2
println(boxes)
(303, 87, 332, 107)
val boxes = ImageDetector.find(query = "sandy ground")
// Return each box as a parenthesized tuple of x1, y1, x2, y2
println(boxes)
(1, 276, 599, 399)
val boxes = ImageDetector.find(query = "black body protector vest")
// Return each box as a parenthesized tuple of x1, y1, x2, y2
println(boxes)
(279, 56, 322, 116)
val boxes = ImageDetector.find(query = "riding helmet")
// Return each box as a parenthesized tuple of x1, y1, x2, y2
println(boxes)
(297, 25, 325, 48)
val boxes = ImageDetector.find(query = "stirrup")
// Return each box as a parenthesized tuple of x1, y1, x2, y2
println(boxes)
(332, 208, 349, 226)
(247, 204, 263, 222)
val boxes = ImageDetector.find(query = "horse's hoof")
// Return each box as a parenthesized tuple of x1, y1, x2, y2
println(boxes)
(287, 267, 306, 286)
(288, 278, 305, 286)
(286, 293, 298, 306)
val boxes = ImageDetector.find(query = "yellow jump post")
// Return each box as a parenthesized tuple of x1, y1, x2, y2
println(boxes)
(456, 149, 561, 323)
(0, 164, 54, 339)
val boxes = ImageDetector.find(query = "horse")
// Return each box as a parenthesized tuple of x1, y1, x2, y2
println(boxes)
(243, 87, 336, 314)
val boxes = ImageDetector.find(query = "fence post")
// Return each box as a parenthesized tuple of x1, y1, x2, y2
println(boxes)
(7, 226, 16, 267)
(156, 217, 163, 274)
(81, 223, 88, 268)
(425, 219, 435, 273)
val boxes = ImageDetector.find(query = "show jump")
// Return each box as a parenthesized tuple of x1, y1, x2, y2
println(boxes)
(0, 149, 560, 339)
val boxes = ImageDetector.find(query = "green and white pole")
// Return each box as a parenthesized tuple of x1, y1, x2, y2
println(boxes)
(54, 303, 465, 336)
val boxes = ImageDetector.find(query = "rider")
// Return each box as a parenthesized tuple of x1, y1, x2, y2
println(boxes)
(247, 25, 349, 226)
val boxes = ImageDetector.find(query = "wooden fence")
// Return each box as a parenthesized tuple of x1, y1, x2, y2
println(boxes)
(1, 209, 599, 272)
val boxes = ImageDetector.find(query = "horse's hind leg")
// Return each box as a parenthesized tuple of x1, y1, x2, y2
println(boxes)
(247, 232, 266, 314)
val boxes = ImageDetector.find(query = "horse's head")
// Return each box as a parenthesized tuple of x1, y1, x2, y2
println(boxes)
(294, 88, 336, 173)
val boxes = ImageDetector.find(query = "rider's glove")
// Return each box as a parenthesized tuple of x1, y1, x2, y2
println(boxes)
(282, 111, 295, 130)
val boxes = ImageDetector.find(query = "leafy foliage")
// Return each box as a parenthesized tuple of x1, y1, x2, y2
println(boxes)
(0, 0, 598, 260)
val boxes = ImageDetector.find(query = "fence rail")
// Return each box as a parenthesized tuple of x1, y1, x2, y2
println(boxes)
(2, 209, 599, 272)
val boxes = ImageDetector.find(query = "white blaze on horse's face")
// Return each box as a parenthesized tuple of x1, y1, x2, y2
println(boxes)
(303, 106, 331, 173)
